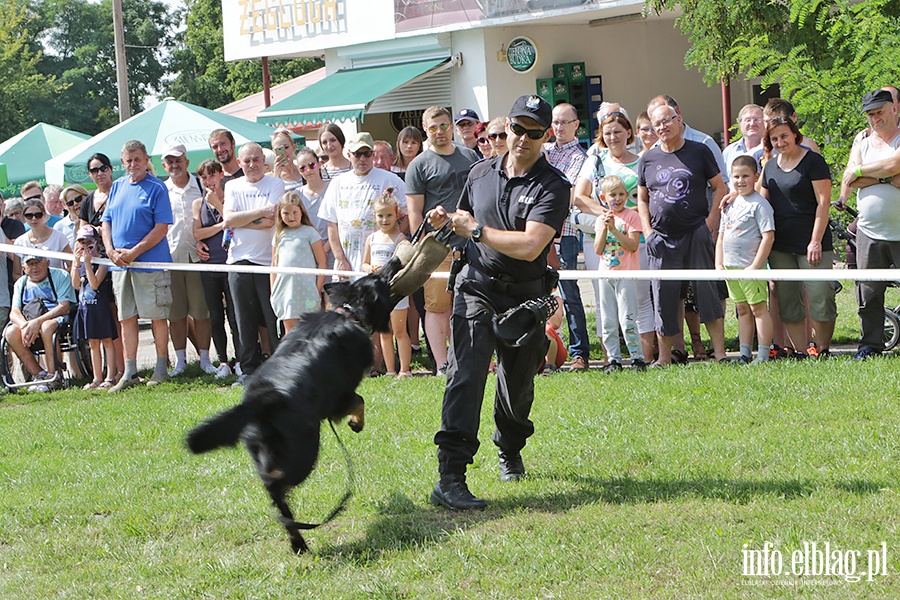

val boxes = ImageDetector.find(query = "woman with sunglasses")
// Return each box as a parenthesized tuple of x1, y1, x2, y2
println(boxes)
(295, 147, 333, 268)
(474, 122, 491, 158)
(78, 153, 114, 233)
(54, 184, 88, 248)
(317, 123, 351, 181)
(486, 117, 509, 157)
(14, 199, 72, 270)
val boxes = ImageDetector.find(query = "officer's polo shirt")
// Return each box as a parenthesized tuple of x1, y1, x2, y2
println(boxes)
(459, 153, 570, 282)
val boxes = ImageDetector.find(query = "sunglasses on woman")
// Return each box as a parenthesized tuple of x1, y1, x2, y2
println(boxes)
(65, 195, 85, 207)
(476, 137, 489, 145)
(508, 122, 547, 140)
(89, 165, 111, 175)
(298, 161, 318, 172)
(23, 211, 44, 220)
(488, 132, 508, 141)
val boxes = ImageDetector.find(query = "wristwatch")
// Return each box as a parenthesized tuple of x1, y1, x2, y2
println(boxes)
(878, 176, 894, 184)
(471, 225, 484, 242)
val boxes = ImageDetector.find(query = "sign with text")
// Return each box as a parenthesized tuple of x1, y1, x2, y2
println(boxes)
(222, 0, 395, 61)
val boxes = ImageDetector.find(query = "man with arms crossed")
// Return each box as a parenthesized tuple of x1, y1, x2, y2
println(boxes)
(842, 89, 900, 359)
(223, 143, 284, 385)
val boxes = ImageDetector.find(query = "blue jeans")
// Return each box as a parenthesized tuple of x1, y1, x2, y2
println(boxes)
(557, 235, 589, 360)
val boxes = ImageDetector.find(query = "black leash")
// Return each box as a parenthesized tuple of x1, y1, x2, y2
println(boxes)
(281, 419, 355, 531)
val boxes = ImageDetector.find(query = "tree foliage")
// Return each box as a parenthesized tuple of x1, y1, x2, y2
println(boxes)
(733, 0, 900, 170)
(34, 0, 178, 135)
(164, 0, 323, 109)
(645, 0, 900, 172)
(0, 0, 64, 141)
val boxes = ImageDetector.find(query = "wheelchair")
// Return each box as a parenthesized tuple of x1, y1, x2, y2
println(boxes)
(1, 310, 92, 392)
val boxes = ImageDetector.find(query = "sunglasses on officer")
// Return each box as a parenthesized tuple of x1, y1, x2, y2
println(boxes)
(508, 121, 548, 140)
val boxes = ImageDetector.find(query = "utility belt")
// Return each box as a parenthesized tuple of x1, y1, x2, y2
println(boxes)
(463, 263, 555, 298)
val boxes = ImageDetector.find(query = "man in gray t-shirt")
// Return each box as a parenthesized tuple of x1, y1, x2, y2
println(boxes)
(407, 106, 479, 373)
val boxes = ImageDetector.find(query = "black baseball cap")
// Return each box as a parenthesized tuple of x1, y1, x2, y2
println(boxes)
(454, 108, 480, 124)
(508, 95, 553, 129)
(862, 89, 893, 112)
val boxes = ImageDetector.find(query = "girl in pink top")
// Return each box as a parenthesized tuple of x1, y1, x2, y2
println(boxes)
(593, 175, 646, 371)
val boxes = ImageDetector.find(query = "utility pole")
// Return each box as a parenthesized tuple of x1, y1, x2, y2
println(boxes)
(112, 0, 131, 121)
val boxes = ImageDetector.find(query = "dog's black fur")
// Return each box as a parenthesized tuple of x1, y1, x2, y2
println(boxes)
(186, 257, 401, 553)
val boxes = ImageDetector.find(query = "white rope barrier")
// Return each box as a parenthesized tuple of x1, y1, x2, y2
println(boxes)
(4, 243, 895, 282)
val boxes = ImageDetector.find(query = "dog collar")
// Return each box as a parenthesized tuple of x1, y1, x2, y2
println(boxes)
(335, 304, 359, 322)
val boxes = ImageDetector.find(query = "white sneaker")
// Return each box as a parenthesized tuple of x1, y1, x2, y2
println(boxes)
(169, 364, 186, 377)
(215, 363, 232, 378)
(231, 373, 248, 387)
(234, 363, 243, 377)
(29, 383, 50, 392)
(201, 362, 218, 375)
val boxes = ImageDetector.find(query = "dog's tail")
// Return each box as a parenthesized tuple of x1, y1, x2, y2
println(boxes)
(186, 403, 259, 454)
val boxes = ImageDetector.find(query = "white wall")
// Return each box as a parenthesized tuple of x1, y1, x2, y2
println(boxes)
(451, 20, 752, 143)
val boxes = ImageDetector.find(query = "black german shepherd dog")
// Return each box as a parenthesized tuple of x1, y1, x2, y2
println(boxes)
(186, 258, 401, 553)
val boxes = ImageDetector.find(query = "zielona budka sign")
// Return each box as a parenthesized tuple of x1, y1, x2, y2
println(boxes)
(236, 0, 341, 35)
(506, 37, 539, 74)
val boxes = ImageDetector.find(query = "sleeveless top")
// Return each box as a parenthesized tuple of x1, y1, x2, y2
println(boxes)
(199, 198, 228, 264)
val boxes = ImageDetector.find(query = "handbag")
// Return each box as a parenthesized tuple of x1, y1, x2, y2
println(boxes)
(19, 271, 58, 321)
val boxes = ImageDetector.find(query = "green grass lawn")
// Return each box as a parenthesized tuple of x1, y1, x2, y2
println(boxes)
(1, 282, 898, 598)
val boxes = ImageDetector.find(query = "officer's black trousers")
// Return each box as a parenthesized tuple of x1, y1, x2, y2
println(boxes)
(435, 283, 549, 476)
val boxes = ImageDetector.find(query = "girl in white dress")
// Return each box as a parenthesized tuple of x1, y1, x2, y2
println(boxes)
(362, 188, 412, 378)
(270, 191, 327, 333)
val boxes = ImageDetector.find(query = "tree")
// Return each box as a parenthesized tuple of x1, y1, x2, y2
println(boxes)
(732, 0, 900, 170)
(165, 0, 323, 109)
(644, 0, 900, 172)
(645, 0, 788, 86)
(35, 0, 179, 134)
(0, 0, 64, 140)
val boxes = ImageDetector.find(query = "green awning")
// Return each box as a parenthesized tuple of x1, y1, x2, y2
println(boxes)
(256, 58, 450, 127)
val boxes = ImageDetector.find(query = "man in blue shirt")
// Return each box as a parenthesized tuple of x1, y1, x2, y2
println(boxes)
(101, 140, 173, 392)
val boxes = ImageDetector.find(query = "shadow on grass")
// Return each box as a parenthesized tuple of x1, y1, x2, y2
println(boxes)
(318, 474, 887, 563)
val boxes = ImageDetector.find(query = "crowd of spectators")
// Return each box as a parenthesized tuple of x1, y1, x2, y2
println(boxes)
(2, 85, 898, 392)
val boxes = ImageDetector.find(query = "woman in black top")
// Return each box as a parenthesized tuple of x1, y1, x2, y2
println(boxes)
(760, 116, 836, 357)
(193, 159, 240, 377)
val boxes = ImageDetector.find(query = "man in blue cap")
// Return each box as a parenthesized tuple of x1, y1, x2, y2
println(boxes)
(454, 108, 481, 156)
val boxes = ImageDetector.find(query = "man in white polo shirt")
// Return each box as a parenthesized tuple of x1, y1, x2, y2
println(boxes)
(223, 142, 285, 385)
(319, 132, 406, 274)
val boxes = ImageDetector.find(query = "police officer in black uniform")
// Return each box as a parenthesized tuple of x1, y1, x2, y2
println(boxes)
(426, 95, 570, 510)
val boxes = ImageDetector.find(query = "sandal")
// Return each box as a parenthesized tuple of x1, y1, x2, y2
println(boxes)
(397, 371, 413, 379)
(98, 378, 116, 390)
(83, 380, 103, 390)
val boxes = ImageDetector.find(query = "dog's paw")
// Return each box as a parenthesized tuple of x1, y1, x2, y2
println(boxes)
(347, 415, 364, 433)
(347, 395, 365, 433)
